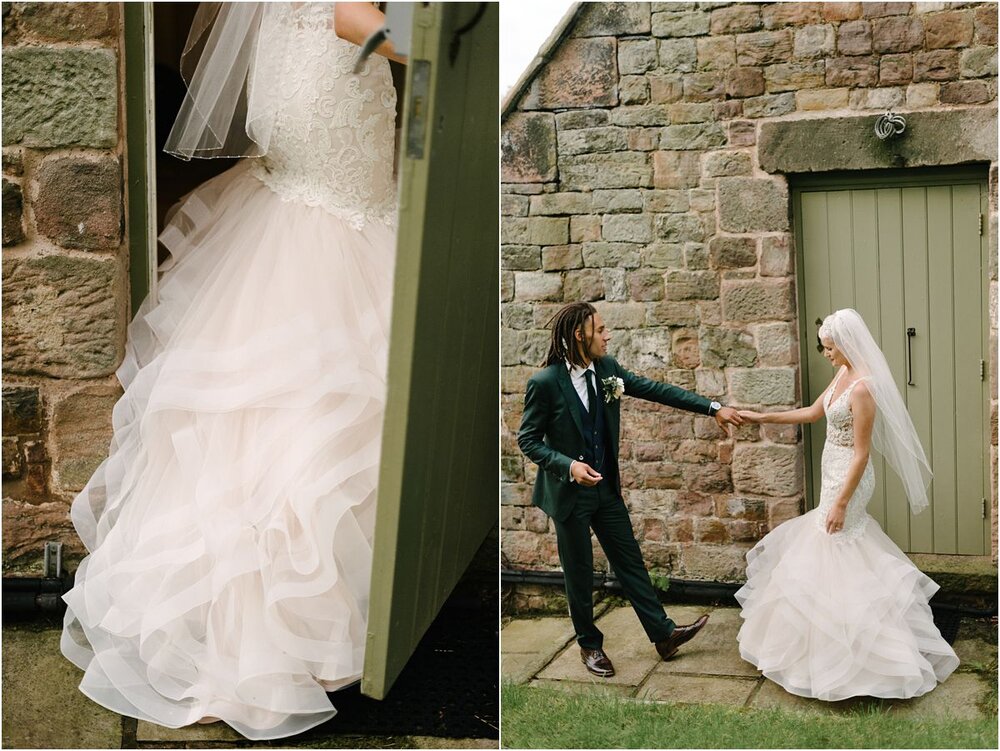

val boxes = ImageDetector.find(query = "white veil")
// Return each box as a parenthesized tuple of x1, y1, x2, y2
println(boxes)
(819, 309, 933, 514)
(163, 2, 297, 160)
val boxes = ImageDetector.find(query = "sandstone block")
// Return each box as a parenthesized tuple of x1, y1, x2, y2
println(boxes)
(564, 269, 606, 303)
(500, 271, 513, 302)
(528, 217, 569, 246)
(849, 86, 905, 109)
(513, 271, 563, 302)
(685, 242, 710, 270)
(530, 193, 593, 216)
(759, 234, 794, 277)
(523, 38, 618, 110)
(610, 105, 673, 127)
(541, 245, 583, 272)
(960, 45, 998, 77)
(939, 80, 993, 104)
(872, 15, 924, 53)
(741, 92, 796, 117)
(653, 150, 701, 188)
(560, 152, 653, 190)
(725, 67, 766, 97)
(794, 23, 836, 58)
(10, 2, 117, 41)
(627, 270, 665, 301)
(620, 76, 651, 105)
(582, 242, 642, 268)
(682, 72, 726, 102)
(923, 9, 974, 49)
(660, 122, 726, 150)
(722, 279, 795, 322)
(826, 56, 880, 86)
(619, 39, 658, 76)
(710, 4, 762, 34)
(3, 498, 83, 569)
(665, 270, 719, 301)
(703, 150, 753, 177)
(795, 87, 850, 110)
(823, 3, 862, 22)
(35, 155, 123, 250)
(732, 443, 803, 495)
(593, 189, 643, 213)
(905, 81, 939, 106)
(628, 126, 660, 150)
(913, 49, 960, 81)
(2, 178, 24, 246)
(880, 53, 914, 84)
(837, 19, 873, 54)
(557, 127, 628, 156)
(656, 213, 707, 243)
(502, 245, 541, 271)
(762, 2, 823, 29)
(679, 543, 749, 583)
(576, 2, 652, 36)
(709, 236, 757, 269)
(652, 10, 710, 38)
(603, 214, 653, 243)
(974, 4, 998, 45)
(50, 384, 120, 492)
(501, 112, 557, 183)
(862, 3, 913, 18)
(764, 60, 826, 92)
(642, 242, 686, 269)
(669, 102, 716, 123)
(501, 194, 529, 217)
(696, 36, 736, 71)
(754, 321, 797, 365)
(718, 178, 789, 233)
(658, 38, 698, 73)
(699, 325, 757, 368)
(736, 30, 793, 65)
(2, 47, 117, 148)
(729, 367, 797, 406)
(595, 301, 648, 329)
(671, 327, 700, 368)
(650, 73, 685, 102)
(555, 110, 609, 130)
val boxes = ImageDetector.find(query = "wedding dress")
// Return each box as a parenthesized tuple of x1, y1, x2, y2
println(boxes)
(60, 4, 397, 739)
(735, 369, 959, 701)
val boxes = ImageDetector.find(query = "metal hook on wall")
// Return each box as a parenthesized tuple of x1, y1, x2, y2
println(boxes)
(875, 111, 907, 140)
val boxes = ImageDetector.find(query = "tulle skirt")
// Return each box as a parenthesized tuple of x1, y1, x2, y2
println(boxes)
(60, 160, 396, 739)
(735, 510, 959, 701)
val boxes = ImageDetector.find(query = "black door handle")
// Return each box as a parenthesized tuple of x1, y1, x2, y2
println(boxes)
(906, 327, 916, 386)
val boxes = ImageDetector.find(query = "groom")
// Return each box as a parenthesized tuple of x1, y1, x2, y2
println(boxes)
(517, 302, 743, 677)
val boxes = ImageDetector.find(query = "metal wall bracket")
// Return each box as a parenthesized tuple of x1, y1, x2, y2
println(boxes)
(43, 541, 62, 578)
(875, 111, 906, 140)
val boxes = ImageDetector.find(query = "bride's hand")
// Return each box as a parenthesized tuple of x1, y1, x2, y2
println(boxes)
(738, 410, 764, 423)
(825, 504, 847, 535)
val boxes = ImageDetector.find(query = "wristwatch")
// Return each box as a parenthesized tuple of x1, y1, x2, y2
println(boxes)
(708, 401, 723, 417)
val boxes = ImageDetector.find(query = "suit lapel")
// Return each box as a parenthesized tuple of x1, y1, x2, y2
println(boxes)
(594, 358, 620, 450)
(556, 365, 586, 440)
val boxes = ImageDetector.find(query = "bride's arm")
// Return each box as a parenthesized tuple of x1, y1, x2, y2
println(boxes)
(738, 384, 831, 425)
(333, 3, 408, 64)
(824, 383, 875, 533)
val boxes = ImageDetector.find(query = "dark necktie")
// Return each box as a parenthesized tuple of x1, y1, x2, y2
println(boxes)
(584, 369, 598, 419)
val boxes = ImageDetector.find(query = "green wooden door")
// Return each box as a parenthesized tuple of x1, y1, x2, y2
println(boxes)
(794, 168, 989, 555)
(362, 3, 498, 699)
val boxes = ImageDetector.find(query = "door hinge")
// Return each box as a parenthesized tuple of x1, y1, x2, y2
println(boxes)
(978, 213, 983, 235)
(980, 359, 986, 380)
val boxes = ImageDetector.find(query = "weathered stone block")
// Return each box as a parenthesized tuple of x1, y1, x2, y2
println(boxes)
(603, 267, 627, 301)
(794, 23, 835, 58)
(502, 245, 542, 271)
(795, 87, 850, 110)
(764, 60, 826, 92)
(696, 35, 736, 70)
(826, 56, 880, 87)
(656, 212, 707, 242)
(872, 15, 924, 53)
(660, 122, 726, 150)
(642, 242, 685, 269)
(595, 301, 648, 329)
(34, 155, 122, 250)
(557, 127, 629, 156)
(500, 271, 513, 302)
(906, 81, 940, 106)
(582, 242, 642, 268)
(619, 38, 658, 74)
(3, 498, 85, 569)
(3, 254, 124, 377)
(729, 367, 796, 406)
(627, 270, 665, 301)
(564, 269, 606, 302)
(650, 73, 685, 102)
(652, 10, 710, 38)
(960, 45, 998, 77)
(939, 80, 993, 104)
(556, 110, 609, 130)
(759, 234, 794, 277)
(923, 9, 974, 49)
(609, 105, 673, 127)
(523, 38, 618, 110)
(2, 47, 117, 148)
(502, 194, 529, 217)
(710, 4, 762, 34)
(2, 436, 23, 478)
(592, 189, 643, 213)
(754, 321, 797, 366)
(762, 2, 823, 29)
(732, 443, 803, 495)
(603, 214, 653, 243)
(560, 152, 652, 190)
(679, 543, 749, 583)
(718, 178, 789, 233)
(644, 190, 690, 213)
(502, 112, 557, 183)
(10, 2, 117, 41)
(685, 241, 710, 269)
(2, 178, 25, 246)
(880, 53, 914, 84)
(665, 270, 719, 301)
(528, 217, 569, 246)
(669, 102, 716, 123)
(912, 49, 960, 81)
(837, 19, 873, 55)
(722, 279, 795, 322)
(576, 2, 652, 36)
(653, 150, 701, 188)
(658, 38, 698, 73)
(700, 325, 757, 368)
(541, 245, 583, 271)
(50, 384, 120, 492)
(709, 236, 757, 269)
(862, 2, 913, 18)
(742, 92, 796, 117)
(628, 126, 660, 150)
(682, 72, 726, 101)
(725, 67, 766, 97)
(703, 150, 753, 177)
(620, 75, 651, 105)
(2, 386, 42, 435)
(2, 149, 24, 176)
(513, 271, 563, 302)
(974, 4, 998, 45)
(529, 193, 592, 216)
(736, 30, 793, 65)
(849, 86, 905, 109)
(824, 3, 862, 22)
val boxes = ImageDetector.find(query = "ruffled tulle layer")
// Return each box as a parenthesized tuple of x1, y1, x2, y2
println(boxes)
(735, 510, 959, 702)
(61, 160, 395, 739)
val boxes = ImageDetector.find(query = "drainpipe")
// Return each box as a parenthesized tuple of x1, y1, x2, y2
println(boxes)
(3, 542, 72, 619)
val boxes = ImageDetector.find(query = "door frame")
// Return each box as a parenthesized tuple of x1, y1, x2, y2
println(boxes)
(790, 165, 991, 553)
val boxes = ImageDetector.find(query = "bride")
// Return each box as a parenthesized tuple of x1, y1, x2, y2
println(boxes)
(735, 308, 959, 701)
(60, 3, 404, 740)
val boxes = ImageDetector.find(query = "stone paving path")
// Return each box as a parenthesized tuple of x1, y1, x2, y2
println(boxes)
(502, 604, 996, 720)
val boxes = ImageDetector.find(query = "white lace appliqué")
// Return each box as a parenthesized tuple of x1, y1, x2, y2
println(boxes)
(247, 4, 397, 230)
(816, 373, 874, 542)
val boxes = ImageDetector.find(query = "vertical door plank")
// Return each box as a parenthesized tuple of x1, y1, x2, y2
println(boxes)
(827, 190, 856, 308)
(952, 183, 986, 554)
(927, 185, 958, 553)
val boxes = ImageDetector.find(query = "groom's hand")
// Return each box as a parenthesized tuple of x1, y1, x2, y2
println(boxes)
(570, 461, 603, 486)
(714, 406, 743, 436)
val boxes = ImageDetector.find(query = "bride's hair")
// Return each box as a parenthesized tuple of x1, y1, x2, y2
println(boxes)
(544, 302, 597, 368)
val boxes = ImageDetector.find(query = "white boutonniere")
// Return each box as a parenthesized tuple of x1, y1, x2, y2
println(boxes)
(601, 376, 625, 403)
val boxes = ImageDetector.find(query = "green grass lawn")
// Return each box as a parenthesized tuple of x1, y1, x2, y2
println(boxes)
(501, 683, 998, 749)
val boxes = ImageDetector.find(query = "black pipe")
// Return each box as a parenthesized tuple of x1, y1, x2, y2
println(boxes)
(501, 568, 998, 618)
(2, 575, 72, 619)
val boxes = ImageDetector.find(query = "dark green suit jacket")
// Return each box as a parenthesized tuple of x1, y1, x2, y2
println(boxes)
(517, 355, 712, 522)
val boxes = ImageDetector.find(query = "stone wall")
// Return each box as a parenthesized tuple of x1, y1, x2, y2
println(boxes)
(501, 1, 999, 582)
(2, 3, 127, 573)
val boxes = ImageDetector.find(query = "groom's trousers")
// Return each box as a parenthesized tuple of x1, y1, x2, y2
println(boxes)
(552, 478, 676, 650)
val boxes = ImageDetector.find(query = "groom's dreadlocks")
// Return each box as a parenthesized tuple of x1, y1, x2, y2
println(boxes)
(543, 302, 597, 369)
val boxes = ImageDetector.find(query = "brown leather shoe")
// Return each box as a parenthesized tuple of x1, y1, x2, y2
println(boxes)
(654, 614, 709, 660)
(580, 647, 615, 677)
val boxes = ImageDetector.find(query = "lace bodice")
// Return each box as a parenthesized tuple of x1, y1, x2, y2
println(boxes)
(247, 3, 397, 230)
(816, 370, 874, 541)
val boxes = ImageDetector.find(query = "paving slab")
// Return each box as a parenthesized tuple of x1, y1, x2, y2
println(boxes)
(638, 673, 760, 706)
(953, 633, 998, 669)
(2, 626, 123, 749)
(502, 651, 552, 685)
(528, 678, 637, 698)
(886, 673, 991, 721)
(749, 679, 881, 715)
(655, 607, 760, 678)
(500, 616, 575, 656)
(409, 737, 498, 748)
(136, 718, 243, 742)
